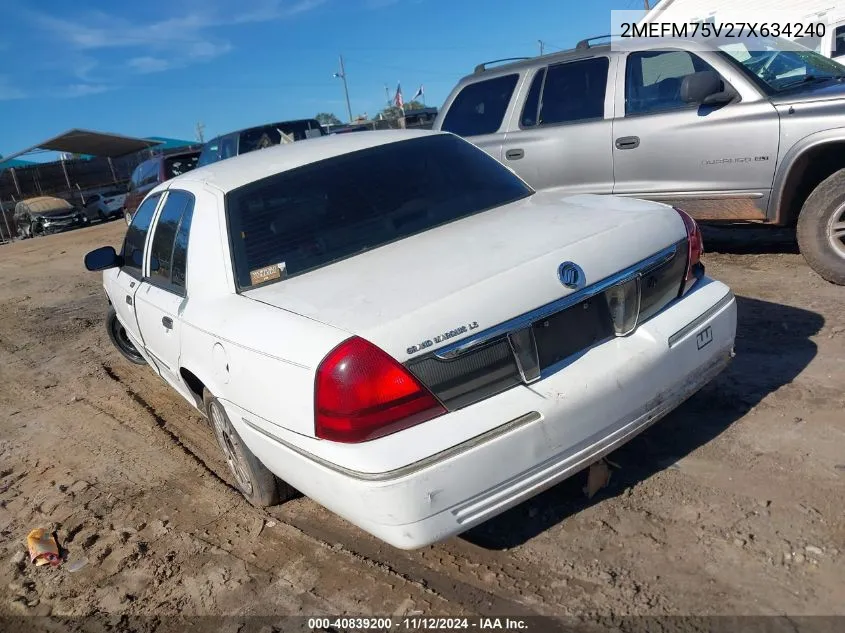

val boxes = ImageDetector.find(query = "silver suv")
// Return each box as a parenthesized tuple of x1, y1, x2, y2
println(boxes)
(434, 35, 845, 285)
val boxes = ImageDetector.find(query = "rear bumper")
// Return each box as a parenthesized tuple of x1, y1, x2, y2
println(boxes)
(230, 277, 737, 549)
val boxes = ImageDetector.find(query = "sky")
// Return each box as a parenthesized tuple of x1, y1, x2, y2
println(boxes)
(0, 0, 651, 159)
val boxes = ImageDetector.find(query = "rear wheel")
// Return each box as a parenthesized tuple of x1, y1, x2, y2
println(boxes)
(106, 307, 146, 365)
(204, 389, 297, 507)
(797, 168, 845, 285)
(124, 211, 132, 226)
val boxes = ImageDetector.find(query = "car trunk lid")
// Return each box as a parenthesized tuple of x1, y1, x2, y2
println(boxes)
(244, 192, 686, 360)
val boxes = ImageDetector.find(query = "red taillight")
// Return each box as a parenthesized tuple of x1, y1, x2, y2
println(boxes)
(675, 207, 704, 291)
(315, 337, 446, 443)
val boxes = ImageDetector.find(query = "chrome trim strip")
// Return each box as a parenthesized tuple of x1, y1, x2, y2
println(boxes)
(434, 242, 680, 360)
(241, 411, 542, 482)
(668, 290, 735, 348)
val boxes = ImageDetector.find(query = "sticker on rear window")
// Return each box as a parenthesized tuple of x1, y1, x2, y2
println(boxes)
(249, 263, 285, 286)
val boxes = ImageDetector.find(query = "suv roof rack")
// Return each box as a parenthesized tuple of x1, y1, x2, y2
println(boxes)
(473, 57, 532, 74)
(575, 34, 614, 50)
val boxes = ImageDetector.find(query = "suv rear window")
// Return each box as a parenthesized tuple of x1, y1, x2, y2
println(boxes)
(225, 134, 533, 289)
(164, 154, 199, 179)
(441, 74, 519, 137)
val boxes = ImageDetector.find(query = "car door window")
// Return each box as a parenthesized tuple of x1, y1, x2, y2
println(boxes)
(147, 190, 194, 294)
(121, 194, 162, 278)
(441, 74, 519, 137)
(625, 50, 713, 116)
(522, 57, 608, 127)
(220, 134, 238, 160)
(834, 25, 845, 57)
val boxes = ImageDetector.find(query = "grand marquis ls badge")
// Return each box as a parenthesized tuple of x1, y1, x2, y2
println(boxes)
(558, 262, 583, 289)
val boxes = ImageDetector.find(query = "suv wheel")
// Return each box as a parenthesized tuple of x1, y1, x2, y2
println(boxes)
(797, 168, 845, 285)
(124, 211, 132, 226)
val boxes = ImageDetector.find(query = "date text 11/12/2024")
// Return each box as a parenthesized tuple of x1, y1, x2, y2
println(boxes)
(307, 617, 530, 631)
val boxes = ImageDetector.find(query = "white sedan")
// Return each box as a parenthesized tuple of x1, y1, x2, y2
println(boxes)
(84, 130, 737, 550)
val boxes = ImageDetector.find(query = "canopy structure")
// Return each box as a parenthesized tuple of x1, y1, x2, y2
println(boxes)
(2, 129, 162, 163)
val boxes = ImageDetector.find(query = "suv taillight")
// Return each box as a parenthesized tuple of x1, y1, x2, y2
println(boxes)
(675, 207, 704, 294)
(315, 337, 446, 443)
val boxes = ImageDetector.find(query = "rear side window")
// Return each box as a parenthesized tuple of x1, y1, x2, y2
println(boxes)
(441, 74, 519, 137)
(225, 134, 533, 289)
(122, 194, 161, 277)
(520, 68, 546, 127)
(538, 58, 608, 125)
(148, 191, 193, 292)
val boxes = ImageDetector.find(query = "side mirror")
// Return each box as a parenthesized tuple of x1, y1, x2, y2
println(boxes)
(84, 246, 122, 271)
(681, 70, 733, 104)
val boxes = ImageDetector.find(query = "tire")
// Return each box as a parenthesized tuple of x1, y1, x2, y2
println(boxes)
(106, 307, 146, 365)
(796, 168, 845, 285)
(204, 389, 297, 507)
(125, 211, 132, 226)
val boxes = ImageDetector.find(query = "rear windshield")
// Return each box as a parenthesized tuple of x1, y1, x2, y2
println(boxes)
(239, 121, 325, 154)
(165, 154, 199, 179)
(225, 134, 533, 289)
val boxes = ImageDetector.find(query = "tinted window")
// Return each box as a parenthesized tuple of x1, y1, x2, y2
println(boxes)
(122, 194, 161, 276)
(626, 50, 711, 115)
(220, 134, 238, 160)
(164, 154, 199, 179)
(171, 202, 194, 290)
(538, 57, 608, 125)
(520, 68, 546, 127)
(198, 139, 220, 167)
(240, 121, 325, 154)
(139, 161, 159, 187)
(225, 134, 533, 289)
(148, 191, 192, 288)
(835, 25, 845, 57)
(441, 74, 519, 137)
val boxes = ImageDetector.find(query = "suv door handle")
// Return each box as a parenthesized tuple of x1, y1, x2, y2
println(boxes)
(505, 148, 525, 160)
(125, 295, 132, 306)
(615, 136, 640, 150)
(161, 316, 173, 329)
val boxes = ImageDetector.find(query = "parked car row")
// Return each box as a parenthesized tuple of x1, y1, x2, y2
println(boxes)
(122, 118, 325, 224)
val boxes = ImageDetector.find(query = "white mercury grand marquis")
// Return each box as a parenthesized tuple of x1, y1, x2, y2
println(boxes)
(85, 129, 737, 549)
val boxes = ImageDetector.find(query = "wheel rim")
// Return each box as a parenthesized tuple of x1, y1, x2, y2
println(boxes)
(210, 402, 253, 495)
(828, 202, 845, 260)
(111, 318, 144, 362)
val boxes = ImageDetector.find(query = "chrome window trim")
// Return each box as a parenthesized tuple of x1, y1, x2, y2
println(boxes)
(434, 241, 681, 360)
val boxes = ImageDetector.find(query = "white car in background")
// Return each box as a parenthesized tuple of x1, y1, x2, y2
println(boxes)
(84, 130, 737, 550)
(83, 190, 127, 222)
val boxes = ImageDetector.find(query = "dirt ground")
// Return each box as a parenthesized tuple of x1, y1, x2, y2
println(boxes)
(0, 220, 843, 630)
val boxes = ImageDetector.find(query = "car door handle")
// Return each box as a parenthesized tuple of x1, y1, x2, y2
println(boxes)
(505, 148, 525, 160)
(125, 295, 132, 306)
(615, 136, 640, 150)
(161, 316, 173, 330)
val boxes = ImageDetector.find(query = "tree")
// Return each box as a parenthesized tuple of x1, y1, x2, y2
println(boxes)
(375, 100, 426, 121)
(315, 112, 342, 126)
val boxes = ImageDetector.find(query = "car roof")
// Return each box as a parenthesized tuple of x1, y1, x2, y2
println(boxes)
(172, 129, 441, 194)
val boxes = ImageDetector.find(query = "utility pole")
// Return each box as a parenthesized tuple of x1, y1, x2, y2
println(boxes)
(195, 121, 205, 143)
(643, 0, 650, 10)
(334, 55, 354, 124)
(538, 39, 545, 55)
(385, 84, 391, 107)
